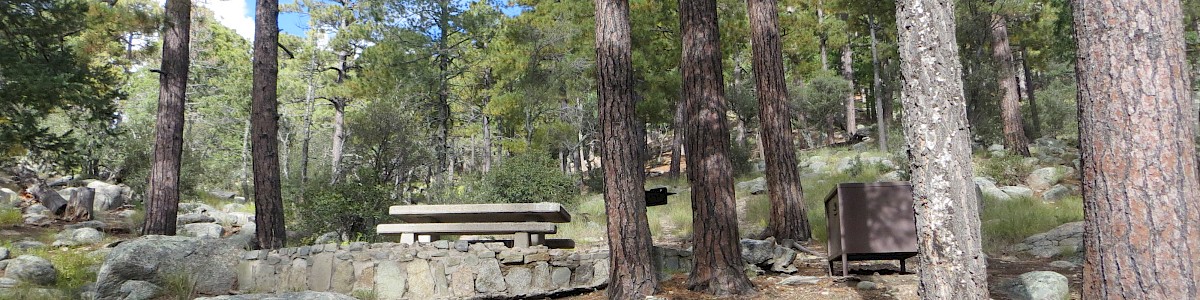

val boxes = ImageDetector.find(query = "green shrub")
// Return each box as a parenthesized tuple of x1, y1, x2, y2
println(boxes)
(977, 154, 1034, 186)
(294, 182, 392, 243)
(729, 142, 755, 177)
(484, 152, 578, 206)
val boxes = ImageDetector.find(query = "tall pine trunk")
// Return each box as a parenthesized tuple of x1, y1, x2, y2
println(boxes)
(251, 0, 286, 249)
(144, 0, 191, 236)
(896, 0, 989, 298)
(841, 37, 856, 136)
(869, 15, 887, 152)
(668, 100, 685, 179)
(747, 0, 810, 242)
(1019, 47, 1040, 138)
(990, 14, 1030, 156)
(680, 0, 756, 296)
(1073, 1, 1200, 298)
(595, 2, 659, 298)
(329, 98, 346, 184)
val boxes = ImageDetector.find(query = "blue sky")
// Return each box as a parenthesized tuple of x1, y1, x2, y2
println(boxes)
(200, 0, 523, 40)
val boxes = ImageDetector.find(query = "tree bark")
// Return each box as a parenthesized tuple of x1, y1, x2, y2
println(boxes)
(896, 0, 989, 298)
(329, 97, 346, 184)
(299, 40, 318, 203)
(1073, 1, 1200, 298)
(680, 0, 756, 296)
(990, 14, 1030, 156)
(144, 0, 190, 236)
(869, 15, 887, 152)
(251, 0, 286, 249)
(594, 1, 659, 298)
(817, 0, 828, 71)
(747, 0, 811, 242)
(64, 188, 95, 222)
(842, 36, 856, 137)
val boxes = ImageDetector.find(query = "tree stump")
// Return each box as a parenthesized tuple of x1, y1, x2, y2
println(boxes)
(64, 188, 95, 222)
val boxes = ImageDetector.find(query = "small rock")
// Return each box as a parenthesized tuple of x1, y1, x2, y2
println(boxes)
(0, 277, 18, 288)
(11, 240, 46, 251)
(314, 232, 340, 244)
(736, 177, 768, 195)
(65, 220, 108, 230)
(53, 227, 105, 247)
(856, 280, 877, 290)
(177, 213, 216, 225)
(1000, 186, 1035, 199)
(23, 213, 50, 226)
(1042, 184, 1074, 202)
(221, 203, 246, 213)
(1005, 271, 1069, 300)
(739, 239, 774, 265)
(24, 204, 48, 215)
(0, 247, 8, 260)
(181, 223, 224, 239)
(779, 275, 821, 286)
(1026, 167, 1065, 191)
(1048, 261, 1077, 269)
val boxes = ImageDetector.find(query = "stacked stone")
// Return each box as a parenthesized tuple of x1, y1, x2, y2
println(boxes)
(234, 241, 626, 299)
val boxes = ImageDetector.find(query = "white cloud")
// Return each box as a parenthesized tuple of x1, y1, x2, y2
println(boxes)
(198, 0, 256, 40)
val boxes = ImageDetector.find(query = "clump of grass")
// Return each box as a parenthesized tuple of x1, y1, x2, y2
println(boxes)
(980, 195, 1084, 253)
(0, 207, 23, 226)
(162, 271, 197, 300)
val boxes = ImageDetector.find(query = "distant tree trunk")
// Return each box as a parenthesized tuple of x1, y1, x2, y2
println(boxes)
(680, 0, 756, 296)
(64, 188, 95, 222)
(842, 37, 856, 137)
(1019, 47, 1040, 138)
(481, 68, 494, 174)
(869, 15, 887, 152)
(435, 0, 453, 182)
(144, 0, 190, 236)
(668, 100, 685, 179)
(896, 0, 989, 298)
(594, 1, 658, 298)
(240, 119, 252, 200)
(990, 14, 1030, 156)
(817, 0, 828, 71)
(329, 97, 346, 184)
(251, 0, 286, 249)
(1073, 1, 1200, 298)
(299, 45, 317, 202)
(747, 0, 811, 242)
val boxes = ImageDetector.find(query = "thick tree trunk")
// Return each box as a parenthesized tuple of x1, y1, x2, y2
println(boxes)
(990, 14, 1030, 156)
(594, 1, 658, 298)
(869, 15, 888, 152)
(64, 188, 95, 222)
(842, 38, 856, 137)
(896, 0, 989, 298)
(144, 0, 190, 236)
(1073, 1, 1200, 298)
(747, 0, 811, 242)
(680, 0, 756, 296)
(251, 0, 286, 249)
(32, 186, 67, 216)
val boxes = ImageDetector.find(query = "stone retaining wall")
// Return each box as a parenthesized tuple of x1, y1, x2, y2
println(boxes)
(234, 241, 694, 299)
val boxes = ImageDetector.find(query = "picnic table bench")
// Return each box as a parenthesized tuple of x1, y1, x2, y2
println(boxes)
(376, 202, 573, 248)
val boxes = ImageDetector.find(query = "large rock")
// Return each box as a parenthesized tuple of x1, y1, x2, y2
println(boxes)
(195, 291, 357, 300)
(1000, 186, 1035, 199)
(87, 181, 126, 211)
(94, 235, 242, 299)
(1004, 271, 1069, 300)
(52, 227, 105, 247)
(740, 239, 774, 265)
(736, 177, 768, 195)
(975, 177, 1011, 201)
(1014, 222, 1084, 258)
(4, 255, 57, 285)
(1026, 167, 1065, 191)
(1042, 184, 1075, 202)
(181, 223, 225, 239)
(119, 280, 162, 300)
(0, 188, 17, 207)
(177, 213, 216, 225)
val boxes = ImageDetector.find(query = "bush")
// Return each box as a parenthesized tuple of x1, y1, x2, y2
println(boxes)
(977, 154, 1034, 186)
(485, 152, 578, 206)
(980, 195, 1083, 253)
(294, 182, 392, 243)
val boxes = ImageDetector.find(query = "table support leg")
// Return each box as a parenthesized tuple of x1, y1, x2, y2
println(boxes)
(531, 233, 544, 246)
(400, 233, 416, 245)
(514, 232, 531, 248)
(418, 235, 434, 243)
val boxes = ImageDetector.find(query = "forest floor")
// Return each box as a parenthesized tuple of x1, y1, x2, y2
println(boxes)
(563, 240, 1083, 300)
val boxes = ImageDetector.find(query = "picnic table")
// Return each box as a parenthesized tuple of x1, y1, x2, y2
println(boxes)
(376, 202, 573, 248)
